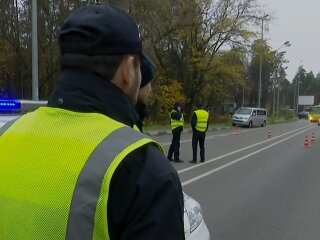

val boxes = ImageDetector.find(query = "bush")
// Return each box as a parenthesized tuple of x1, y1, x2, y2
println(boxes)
(280, 109, 295, 120)
(209, 113, 231, 124)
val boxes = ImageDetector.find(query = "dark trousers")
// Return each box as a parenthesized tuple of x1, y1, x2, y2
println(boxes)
(192, 130, 206, 162)
(168, 129, 182, 160)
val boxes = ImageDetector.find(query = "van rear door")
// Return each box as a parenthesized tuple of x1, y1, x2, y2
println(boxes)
(251, 109, 258, 126)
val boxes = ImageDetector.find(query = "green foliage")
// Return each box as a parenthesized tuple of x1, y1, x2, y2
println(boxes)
(2, 0, 294, 124)
(279, 109, 295, 120)
(248, 39, 277, 107)
(204, 49, 248, 110)
(292, 68, 320, 105)
(148, 70, 186, 121)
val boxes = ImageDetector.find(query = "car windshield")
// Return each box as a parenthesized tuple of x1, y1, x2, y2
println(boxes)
(236, 108, 252, 115)
(310, 107, 320, 114)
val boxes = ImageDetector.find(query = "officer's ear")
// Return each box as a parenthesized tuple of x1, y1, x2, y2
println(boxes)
(112, 55, 140, 93)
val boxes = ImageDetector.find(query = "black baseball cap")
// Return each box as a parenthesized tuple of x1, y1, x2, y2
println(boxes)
(140, 56, 156, 88)
(59, 4, 146, 59)
(196, 102, 203, 108)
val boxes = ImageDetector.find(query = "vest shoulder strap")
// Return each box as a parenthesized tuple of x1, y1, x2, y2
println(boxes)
(67, 126, 160, 239)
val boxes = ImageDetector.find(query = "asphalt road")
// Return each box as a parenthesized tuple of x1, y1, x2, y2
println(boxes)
(153, 120, 320, 240)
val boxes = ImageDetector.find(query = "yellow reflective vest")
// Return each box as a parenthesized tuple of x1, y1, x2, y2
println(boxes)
(0, 107, 162, 240)
(194, 109, 209, 132)
(170, 110, 184, 130)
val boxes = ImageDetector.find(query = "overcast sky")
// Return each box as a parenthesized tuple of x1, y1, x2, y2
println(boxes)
(257, 0, 320, 81)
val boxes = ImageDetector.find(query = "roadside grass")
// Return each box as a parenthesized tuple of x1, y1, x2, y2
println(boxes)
(143, 116, 300, 131)
(267, 116, 299, 124)
(143, 121, 232, 131)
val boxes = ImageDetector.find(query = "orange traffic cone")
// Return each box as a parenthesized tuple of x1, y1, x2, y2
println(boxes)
(311, 132, 316, 144)
(267, 130, 272, 139)
(235, 129, 240, 137)
(304, 136, 309, 148)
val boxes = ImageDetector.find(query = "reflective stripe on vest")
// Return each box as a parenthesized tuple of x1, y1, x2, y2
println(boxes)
(0, 107, 162, 240)
(194, 109, 209, 132)
(170, 110, 184, 130)
(67, 126, 158, 240)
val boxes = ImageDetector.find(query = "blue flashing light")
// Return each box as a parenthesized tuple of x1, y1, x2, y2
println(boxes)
(0, 100, 21, 111)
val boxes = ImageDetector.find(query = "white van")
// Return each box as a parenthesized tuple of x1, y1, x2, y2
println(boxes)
(232, 107, 267, 128)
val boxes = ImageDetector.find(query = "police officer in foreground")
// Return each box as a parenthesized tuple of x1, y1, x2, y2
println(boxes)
(167, 102, 184, 162)
(190, 102, 209, 163)
(0, 4, 185, 240)
(135, 58, 156, 132)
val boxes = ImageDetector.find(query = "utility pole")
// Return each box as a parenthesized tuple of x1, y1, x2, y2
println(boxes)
(296, 72, 300, 115)
(293, 80, 296, 112)
(242, 89, 245, 107)
(277, 82, 280, 118)
(272, 72, 276, 120)
(258, 14, 269, 108)
(32, 0, 39, 100)
(296, 61, 303, 115)
(272, 41, 290, 118)
(129, 0, 132, 13)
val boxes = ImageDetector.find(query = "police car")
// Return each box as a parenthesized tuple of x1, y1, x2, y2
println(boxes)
(0, 100, 22, 128)
(0, 100, 19, 126)
(0, 115, 19, 128)
(0, 99, 47, 128)
(184, 192, 211, 239)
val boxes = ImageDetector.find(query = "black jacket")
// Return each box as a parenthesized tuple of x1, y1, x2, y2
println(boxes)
(48, 69, 185, 240)
(170, 107, 183, 133)
(135, 101, 148, 132)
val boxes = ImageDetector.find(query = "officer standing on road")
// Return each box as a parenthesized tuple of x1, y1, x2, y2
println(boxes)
(167, 102, 184, 162)
(135, 57, 156, 132)
(0, 4, 185, 240)
(190, 102, 209, 163)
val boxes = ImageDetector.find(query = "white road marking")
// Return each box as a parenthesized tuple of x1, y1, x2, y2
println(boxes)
(160, 128, 259, 146)
(178, 125, 311, 174)
(181, 125, 315, 187)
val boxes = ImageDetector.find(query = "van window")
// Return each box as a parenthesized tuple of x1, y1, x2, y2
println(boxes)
(257, 110, 266, 116)
(236, 108, 252, 115)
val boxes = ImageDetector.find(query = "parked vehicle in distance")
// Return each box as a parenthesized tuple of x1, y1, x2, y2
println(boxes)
(309, 105, 320, 122)
(232, 107, 267, 128)
(297, 111, 309, 119)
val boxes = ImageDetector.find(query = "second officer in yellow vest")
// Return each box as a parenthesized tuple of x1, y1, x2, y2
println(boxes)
(190, 102, 209, 163)
(167, 102, 184, 162)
